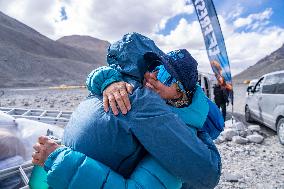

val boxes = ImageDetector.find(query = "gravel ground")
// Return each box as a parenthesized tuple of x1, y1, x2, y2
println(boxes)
(0, 87, 88, 111)
(216, 129, 284, 189)
(0, 85, 283, 189)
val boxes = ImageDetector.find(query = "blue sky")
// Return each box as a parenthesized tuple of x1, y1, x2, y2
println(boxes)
(156, 0, 284, 75)
(159, 0, 284, 35)
(0, 0, 283, 75)
(216, 0, 284, 27)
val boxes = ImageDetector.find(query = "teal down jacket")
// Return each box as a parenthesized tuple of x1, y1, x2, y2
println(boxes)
(45, 147, 182, 189)
(44, 33, 221, 189)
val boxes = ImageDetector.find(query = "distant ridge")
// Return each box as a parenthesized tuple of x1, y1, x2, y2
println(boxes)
(57, 35, 110, 65)
(233, 44, 284, 84)
(0, 11, 108, 88)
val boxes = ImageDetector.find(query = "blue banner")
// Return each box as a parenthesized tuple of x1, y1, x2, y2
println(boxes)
(192, 0, 233, 103)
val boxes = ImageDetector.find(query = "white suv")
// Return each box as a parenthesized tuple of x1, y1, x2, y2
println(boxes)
(245, 70, 284, 145)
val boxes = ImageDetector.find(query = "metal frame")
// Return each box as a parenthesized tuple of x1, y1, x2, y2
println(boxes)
(0, 107, 72, 127)
(0, 107, 72, 188)
(0, 162, 33, 188)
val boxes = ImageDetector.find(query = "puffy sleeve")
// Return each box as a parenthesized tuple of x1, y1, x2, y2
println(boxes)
(86, 66, 123, 95)
(44, 147, 182, 189)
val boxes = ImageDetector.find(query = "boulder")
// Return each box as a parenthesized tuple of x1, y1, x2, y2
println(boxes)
(239, 130, 247, 137)
(247, 134, 264, 144)
(222, 129, 239, 141)
(248, 125, 261, 132)
(232, 136, 249, 144)
(223, 172, 242, 182)
(234, 122, 246, 131)
(214, 135, 226, 144)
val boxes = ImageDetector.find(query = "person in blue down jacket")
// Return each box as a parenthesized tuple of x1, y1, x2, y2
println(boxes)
(32, 33, 221, 189)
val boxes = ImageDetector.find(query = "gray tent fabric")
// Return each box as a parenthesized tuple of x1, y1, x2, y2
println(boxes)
(0, 128, 25, 160)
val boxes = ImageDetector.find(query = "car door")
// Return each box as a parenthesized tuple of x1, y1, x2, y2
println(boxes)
(274, 73, 284, 129)
(260, 74, 278, 127)
(248, 77, 264, 120)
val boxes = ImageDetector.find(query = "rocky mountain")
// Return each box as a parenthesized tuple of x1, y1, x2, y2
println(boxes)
(0, 11, 108, 88)
(57, 35, 110, 64)
(233, 44, 284, 84)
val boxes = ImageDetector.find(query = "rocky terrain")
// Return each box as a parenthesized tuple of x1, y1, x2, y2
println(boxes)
(0, 84, 283, 189)
(0, 11, 108, 88)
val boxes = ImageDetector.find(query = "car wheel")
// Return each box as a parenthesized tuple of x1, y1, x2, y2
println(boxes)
(245, 105, 253, 123)
(277, 118, 284, 145)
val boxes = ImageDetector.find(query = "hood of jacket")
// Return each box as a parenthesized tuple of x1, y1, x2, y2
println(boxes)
(107, 32, 165, 82)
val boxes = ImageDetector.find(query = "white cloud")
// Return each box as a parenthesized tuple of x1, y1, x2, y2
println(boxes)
(0, 0, 192, 41)
(234, 8, 273, 29)
(0, 1, 284, 77)
(227, 4, 244, 19)
(153, 13, 284, 76)
(0, 0, 57, 36)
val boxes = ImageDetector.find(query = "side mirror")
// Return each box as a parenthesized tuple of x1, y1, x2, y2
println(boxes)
(247, 86, 254, 93)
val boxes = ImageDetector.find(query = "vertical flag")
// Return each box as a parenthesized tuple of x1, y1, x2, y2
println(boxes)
(191, 0, 233, 103)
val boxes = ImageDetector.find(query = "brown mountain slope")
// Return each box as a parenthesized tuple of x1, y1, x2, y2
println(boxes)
(233, 44, 284, 84)
(0, 11, 108, 88)
(57, 35, 110, 65)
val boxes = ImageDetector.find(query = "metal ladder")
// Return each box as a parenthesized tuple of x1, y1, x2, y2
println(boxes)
(0, 107, 72, 188)
(0, 107, 72, 127)
(0, 162, 33, 189)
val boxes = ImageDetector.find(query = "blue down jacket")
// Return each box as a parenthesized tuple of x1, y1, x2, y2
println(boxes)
(44, 33, 221, 189)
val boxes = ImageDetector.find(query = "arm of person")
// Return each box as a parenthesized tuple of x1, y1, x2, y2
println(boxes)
(86, 67, 133, 115)
(86, 66, 123, 95)
(32, 137, 182, 189)
(124, 89, 220, 189)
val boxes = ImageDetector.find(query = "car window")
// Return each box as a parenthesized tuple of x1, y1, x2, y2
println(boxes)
(254, 78, 264, 93)
(276, 73, 284, 94)
(262, 75, 278, 94)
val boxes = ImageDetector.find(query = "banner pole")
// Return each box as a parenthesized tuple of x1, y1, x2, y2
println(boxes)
(231, 103, 234, 125)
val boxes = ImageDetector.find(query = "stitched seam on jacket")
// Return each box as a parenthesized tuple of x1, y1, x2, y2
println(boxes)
(117, 144, 140, 173)
(68, 155, 87, 188)
(139, 167, 167, 189)
(127, 179, 144, 189)
(100, 170, 111, 189)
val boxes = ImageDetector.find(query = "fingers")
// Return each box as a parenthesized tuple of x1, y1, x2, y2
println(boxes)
(146, 78, 160, 89)
(32, 136, 60, 166)
(33, 143, 41, 152)
(32, 151, 40, 161)
(144, 72, 151, 80)
(145, 82, 155, 90)
(108, 94, 119, 115)
(103, 82, 133, 115)
(120, 89, 131, 112)
(38, 135, 48, 145)
(113, 91, 127, 115)
(32, 151, 43, 166)
(103, 93, 109, 112)
(126, 83, 133, 94)
(103, 81, 133, 115)
(150, 71, 158, 80)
